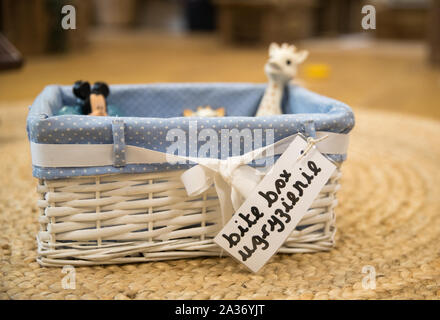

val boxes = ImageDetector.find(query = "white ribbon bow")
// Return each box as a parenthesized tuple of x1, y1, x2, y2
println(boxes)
(181, 153, 267, 226)
(180, 134, 331, 227)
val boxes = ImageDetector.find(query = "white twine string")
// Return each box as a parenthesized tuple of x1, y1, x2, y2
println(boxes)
(297, 135, 329, 162)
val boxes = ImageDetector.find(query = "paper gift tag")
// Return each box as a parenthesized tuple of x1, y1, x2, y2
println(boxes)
(214, 135, 336, 273)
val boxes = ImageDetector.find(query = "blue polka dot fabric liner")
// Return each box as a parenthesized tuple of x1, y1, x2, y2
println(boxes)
(27, 83, 355, 180)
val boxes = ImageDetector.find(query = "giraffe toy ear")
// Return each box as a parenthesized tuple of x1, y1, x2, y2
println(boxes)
(294, 50, 309, 64)
(269, 43, 280, 55)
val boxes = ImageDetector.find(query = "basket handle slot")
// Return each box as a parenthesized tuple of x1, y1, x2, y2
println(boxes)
(112, 119, 126, 167)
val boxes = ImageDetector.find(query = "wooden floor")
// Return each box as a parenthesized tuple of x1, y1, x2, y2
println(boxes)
(0, 30, 439, 120)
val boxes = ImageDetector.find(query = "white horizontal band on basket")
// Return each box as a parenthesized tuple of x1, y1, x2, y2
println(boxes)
(30, 131, 349, 168)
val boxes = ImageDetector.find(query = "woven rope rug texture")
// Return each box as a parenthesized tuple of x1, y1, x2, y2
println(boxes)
(0, 104, 439, 300)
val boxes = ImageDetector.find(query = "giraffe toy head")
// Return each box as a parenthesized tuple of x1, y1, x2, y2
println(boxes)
(265, 43, 308, 84)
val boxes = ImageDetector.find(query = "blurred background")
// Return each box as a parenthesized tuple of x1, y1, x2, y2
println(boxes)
(0, 0, 439, 119)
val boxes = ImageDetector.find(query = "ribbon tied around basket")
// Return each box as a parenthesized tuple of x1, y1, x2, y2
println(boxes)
(180, 134, 331, 228)
(30, 130, 349, 227)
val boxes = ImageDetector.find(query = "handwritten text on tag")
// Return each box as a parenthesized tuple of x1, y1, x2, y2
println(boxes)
(214, 136, 336, 273)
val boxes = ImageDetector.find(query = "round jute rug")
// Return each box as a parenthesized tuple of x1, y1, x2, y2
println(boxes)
(0, 105, 439, 300)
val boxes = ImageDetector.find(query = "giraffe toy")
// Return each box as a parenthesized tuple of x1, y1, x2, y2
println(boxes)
(256, 43, 309, 116)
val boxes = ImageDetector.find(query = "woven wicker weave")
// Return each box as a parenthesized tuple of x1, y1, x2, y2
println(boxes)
(36, 167, 341, 266)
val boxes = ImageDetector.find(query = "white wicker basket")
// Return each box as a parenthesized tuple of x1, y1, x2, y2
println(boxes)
(28, 83, 354, 267)
(36, 167, 341, 266)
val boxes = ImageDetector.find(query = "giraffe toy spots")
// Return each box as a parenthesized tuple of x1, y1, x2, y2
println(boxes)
(256, 43, 309, 117)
